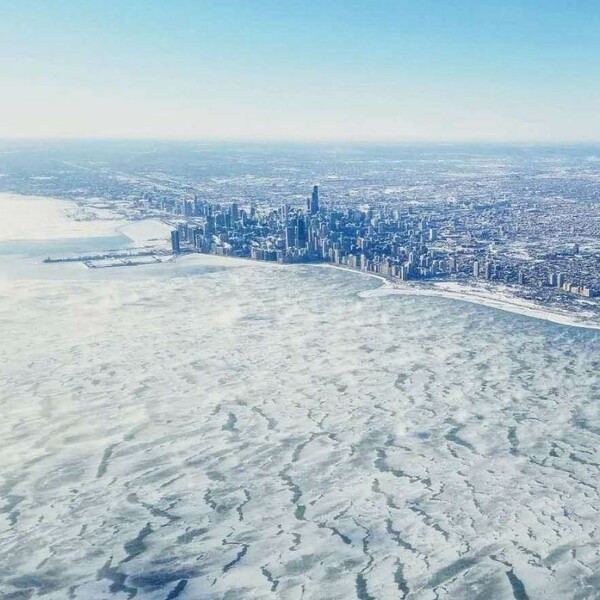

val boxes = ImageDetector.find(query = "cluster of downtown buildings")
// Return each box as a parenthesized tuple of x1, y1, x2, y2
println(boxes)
(167, 185, 599, 299)
(2, 142, 597, 313)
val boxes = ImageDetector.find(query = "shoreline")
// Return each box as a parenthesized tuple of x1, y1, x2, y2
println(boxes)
(3, 193, 597, 332)
(321, 263, 600, 332)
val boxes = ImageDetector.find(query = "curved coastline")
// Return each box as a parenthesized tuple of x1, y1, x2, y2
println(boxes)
(320, 263, 600, 332)
(4, 191, 595, 333)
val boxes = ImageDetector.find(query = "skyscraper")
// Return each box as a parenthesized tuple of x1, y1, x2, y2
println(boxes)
(204, 216, 215, 236)
(171, 230, 181, 254)
(484, 262, 492, 280)
(296, 217, 307, 248)
(285, 226, 296, 249)
(182, 200, 193, 217)
(309, 185, 320, 215)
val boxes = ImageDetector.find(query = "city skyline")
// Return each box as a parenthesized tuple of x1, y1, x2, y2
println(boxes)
(2, 1, 600, 142)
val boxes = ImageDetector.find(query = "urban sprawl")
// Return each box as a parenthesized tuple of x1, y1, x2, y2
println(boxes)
(163, 185, 599, 312)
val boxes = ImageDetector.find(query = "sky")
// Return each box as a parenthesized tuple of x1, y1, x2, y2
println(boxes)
(1, 0, 600, 142)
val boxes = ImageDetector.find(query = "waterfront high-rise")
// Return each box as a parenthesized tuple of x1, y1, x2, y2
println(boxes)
(171, 230, 181, 254)
(158, 184, 597, 298)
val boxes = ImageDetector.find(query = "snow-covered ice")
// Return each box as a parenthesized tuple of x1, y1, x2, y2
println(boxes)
(118, 220, 173, 246)
(0, 193, 126, 241)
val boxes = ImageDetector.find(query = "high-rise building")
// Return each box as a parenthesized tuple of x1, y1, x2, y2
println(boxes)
(449, 256, 457, 273)
(182, 200, 193, 217)
(484, 261, 492, 280)
(473, 260, 480, 277)
(309, 185, 320, 215)
(171, 230, 181, 254)
(192, 228, 202, 248)
(204, 216, 215, 236)
(296, 218, 307, 248)
(285, 226, 296, 249)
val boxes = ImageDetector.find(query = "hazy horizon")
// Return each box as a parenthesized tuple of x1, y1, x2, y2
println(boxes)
(3, 137, 600, 147)
(2, 1, 600, 142)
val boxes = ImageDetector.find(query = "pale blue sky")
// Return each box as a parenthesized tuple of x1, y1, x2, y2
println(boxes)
(1, 0, 599, 141)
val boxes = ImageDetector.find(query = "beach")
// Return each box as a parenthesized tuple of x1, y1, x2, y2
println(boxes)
(323, 263, 600, 331)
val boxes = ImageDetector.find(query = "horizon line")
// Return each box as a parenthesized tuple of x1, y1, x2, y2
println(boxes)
(2, 136, 600, 146)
